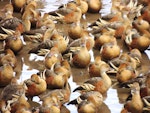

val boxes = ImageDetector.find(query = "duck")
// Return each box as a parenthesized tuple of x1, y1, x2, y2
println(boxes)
(39, 82, 71, 107)
(24, 73, 47, 100)
(87, 0, 102, 13)
(23, 13, 56, 43)
(100, 41, 121, 61)
(68, 91, 103, 107)
(121, 82, 143, 113)
(28, 30, 68, 55)
(132, 18, 150, 33)
(69, 29, 94, 51)
(116, 63, 138, 83)
(39, 105, 60, 113)
(0, 49, 17, 69)
(68, 38, 91, 68)
(44, 46, 63, 69)
(0, 77, 27, 112)
(44, 65, 68, 89)
(0, 63, 14, 87)
(68, 22, 84, 40)
(140, 71, 150, 98)
(73, 63, 112, 94)
(22, 5, 41, 32)
(53, 60, 71, 78)
(0, 16, 24, 34)
(139, 5, 150, 23)
(4, 30, 23, 54)
(50, 32, 69, 54)
(11, 0, 27, 12)
(75, 0, 88, 15)
(49, 3, 82, 24)
(88, 56, 110, 77)
(36, 13, 55, 29)
(77, 100, 97, 113)
(109, 48, 142, 70)
(94, 33, 116, 50)
(0, 3, 14, 21)
(10, 94, 31, 113)
(124, 28, 150, 51)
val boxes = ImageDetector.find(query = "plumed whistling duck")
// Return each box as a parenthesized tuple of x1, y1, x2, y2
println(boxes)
(69, 37, 91, 68)
(73, 63, 112, 94)
(44, 46, 63, 69)
(49, 2, 82, 24)
(68, 91, 103, 107)
(10, 93, 31, 113)
(11, 0, 26, 12)
(44, 65, 68, 89)
(0, 63, 14, 87)
(24, 73, 47, 99)
(4, 30, 23, 54)
(87, 0, 102, 13)
(116, 63, 138, 83)
(77, 100, 96, 113)
(0, 77, 26, 112)
(88, 56, 110, 77)
(100, 41, 121, 61)
(0, 3, 14, 21)
(125, 28, 150, 51)
(121, 82, 143, 113)
(0, 49, 17, 69)
(68, 22, 84, 40)
(109, 48, 142, 70)
(75, 0, 88, 15)
(39, 82, 71, 107)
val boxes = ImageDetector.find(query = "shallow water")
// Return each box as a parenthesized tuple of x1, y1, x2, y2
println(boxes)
(0, 0, 150, 113)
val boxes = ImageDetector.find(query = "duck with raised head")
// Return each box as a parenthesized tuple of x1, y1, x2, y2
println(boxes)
(121, 82, 143, 113)
(68, 22, 84, 40)
(68, 38, 91, 68)
(24, 73, 47, 100)
(73, 63, 112, 94)
(22, 1, 41, 32)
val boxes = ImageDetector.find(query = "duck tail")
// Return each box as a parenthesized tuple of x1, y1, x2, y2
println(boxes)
(73, 86, 84, 92)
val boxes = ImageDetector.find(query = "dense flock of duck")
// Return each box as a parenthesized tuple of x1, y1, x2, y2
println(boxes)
(0, 0, 149, 113)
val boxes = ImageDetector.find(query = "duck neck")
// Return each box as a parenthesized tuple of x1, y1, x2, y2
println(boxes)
(101, 72, 112, 89)
(132, 90, 142, 103)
